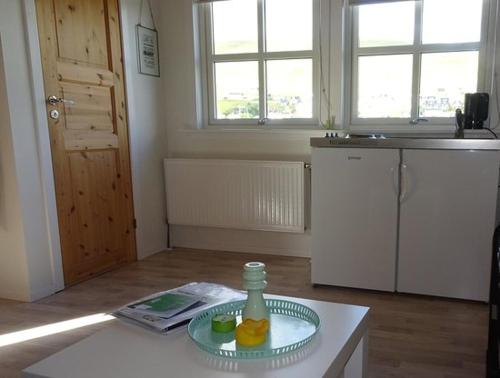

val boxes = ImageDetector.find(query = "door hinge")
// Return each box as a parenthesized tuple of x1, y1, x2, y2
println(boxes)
(133, 218, 137, 229)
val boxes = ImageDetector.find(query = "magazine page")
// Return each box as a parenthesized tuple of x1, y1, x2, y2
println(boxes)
(114, 282, 245, 333)
(127, 291, 202, 319)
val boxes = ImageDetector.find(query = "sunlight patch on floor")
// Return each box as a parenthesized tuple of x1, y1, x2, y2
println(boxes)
(0, 313, 114, 347)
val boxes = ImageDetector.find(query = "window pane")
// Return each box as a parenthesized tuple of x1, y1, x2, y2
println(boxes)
(422, 0, 482, 44)
(358, 2, 415, 48)
(266, 0, 312, 52)
(419, 52, 478, 117)
(266, 59, 313, 119)
(357, 55, 413, 118)
(213, 0, 258, 54)
(215, 62, 259, 119)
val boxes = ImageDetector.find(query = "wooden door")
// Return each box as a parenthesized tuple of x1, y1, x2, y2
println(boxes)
(36, 0, 136, 285)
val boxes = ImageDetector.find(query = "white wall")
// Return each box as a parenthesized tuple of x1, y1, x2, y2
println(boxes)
(490, 0, 500, 131)
(0, 0, 56, 301)
(0, 36, 31, 301)
(160, 0, 324, 257)
(159, 0, 328, 161)
(120, 0, 169, 259)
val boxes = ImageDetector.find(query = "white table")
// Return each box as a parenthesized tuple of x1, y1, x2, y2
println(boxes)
(23, 295, 369, 378)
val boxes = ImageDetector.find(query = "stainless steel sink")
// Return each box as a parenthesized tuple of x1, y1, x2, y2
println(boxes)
(311, 134, 500, 150)
(346, 133, 494, 140)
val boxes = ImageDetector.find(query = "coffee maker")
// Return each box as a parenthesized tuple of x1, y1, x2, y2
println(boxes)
(455, 92, 489, 138)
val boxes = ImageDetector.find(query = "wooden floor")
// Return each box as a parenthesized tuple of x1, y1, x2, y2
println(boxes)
(0, 248, 488, 378)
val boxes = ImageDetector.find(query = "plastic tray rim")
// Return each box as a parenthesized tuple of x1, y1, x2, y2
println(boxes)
(188, 299, 321, 359)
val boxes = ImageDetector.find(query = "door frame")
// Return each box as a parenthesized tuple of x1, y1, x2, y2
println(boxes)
(21, 0, 139, 293)
(22, 0, 64, 292)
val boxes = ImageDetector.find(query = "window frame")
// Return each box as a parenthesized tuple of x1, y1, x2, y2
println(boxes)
(198, 0, 322, 128)
(349, 0, 490, 128)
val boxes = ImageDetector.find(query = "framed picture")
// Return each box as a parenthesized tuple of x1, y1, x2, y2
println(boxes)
(136, 25, 160, 77)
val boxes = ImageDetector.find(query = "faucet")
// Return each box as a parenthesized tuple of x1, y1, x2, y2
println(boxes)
(455, 109, 464, 139)
(409, 117, 429, 125)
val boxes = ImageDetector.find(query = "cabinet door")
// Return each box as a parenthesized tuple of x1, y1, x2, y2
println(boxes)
(311, 148, 400, 291)
(398, 149, 499, 301)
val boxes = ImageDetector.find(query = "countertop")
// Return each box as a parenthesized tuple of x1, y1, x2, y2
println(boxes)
(310, 136, 500, 150)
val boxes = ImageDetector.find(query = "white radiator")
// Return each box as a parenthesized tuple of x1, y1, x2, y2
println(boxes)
(164, 159, 305, 233)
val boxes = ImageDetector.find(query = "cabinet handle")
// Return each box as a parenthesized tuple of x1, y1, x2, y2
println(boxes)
(400, 164, 409, 203)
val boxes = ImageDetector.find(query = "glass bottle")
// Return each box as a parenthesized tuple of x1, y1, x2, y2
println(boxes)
(242, 262, 270, 321)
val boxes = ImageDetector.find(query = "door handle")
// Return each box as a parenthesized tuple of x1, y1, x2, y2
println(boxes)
(399, 164, 409, 203)
(47, 95, 75, 106)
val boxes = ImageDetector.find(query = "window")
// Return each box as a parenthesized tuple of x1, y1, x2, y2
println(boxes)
(200, 0, 318, 126)
(351, 0, 485, 125)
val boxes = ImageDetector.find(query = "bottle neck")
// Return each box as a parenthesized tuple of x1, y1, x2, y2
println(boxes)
(247, 289, 265, 302)
(247, 288, 263, 296)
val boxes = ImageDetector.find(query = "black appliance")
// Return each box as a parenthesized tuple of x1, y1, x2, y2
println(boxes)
(487, 225, 500, 377)
(456, 92, 490, 130)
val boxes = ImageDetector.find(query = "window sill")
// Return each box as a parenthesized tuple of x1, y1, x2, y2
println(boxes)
(181, 126, 334, 135)
(347, 124, 456, 133)
(178, 124, 495, 138)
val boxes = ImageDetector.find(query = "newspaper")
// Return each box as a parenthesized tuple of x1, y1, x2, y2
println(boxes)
(114, 282, 245, 333)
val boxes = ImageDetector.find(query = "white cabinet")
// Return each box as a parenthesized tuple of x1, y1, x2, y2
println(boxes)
(311, 148, 400, 291)
(397, 149, 499, 301)
(312, 147, 500, 301)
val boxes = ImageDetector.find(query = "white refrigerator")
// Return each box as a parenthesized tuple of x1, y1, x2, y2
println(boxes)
(311, 147, 499, 301)
(311, 148, 400, 292)
(397, 149, 499, 301)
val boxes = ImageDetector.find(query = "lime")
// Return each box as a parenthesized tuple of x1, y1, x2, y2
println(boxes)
(211, 314, 236, 333)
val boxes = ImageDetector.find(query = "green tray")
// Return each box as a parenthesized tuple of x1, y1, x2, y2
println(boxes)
(188, 299, 320, 359)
